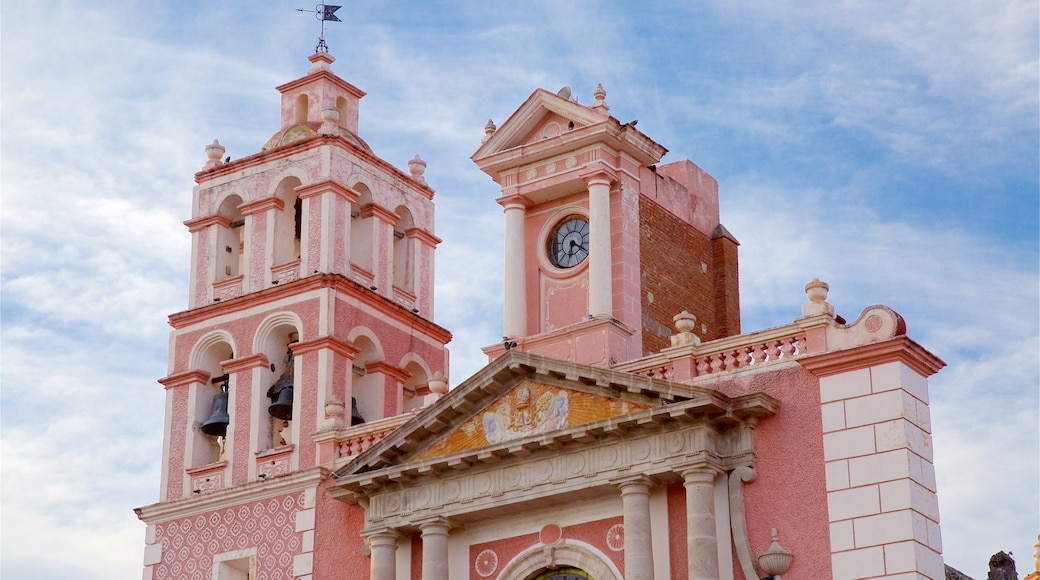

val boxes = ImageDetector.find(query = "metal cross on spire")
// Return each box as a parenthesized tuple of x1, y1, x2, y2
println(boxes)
(297, 3, 342, 53)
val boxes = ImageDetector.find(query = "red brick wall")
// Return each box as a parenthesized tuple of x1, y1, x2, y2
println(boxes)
(639, 195, 739, 354)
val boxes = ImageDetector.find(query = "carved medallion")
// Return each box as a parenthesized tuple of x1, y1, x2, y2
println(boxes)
(606, 523, 625, 551)
(475, 549, 499, 577)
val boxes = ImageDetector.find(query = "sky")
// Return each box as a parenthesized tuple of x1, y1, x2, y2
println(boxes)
(1, 1, 1036, 578)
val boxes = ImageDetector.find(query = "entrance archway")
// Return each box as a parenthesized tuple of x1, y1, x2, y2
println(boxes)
(497, 540, 621, 580)
(529, 567, 591, 580)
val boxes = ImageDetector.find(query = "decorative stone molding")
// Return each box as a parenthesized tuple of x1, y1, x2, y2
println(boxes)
(496, 539, 622, 580)
(336, 403, 769, 530)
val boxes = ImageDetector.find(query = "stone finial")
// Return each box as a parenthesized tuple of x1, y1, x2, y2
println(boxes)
(592, 83, 609, 112)
(423, 371, 448, 407)
(318, 105, 340, 135)
(428, 371, 448, 395)
(801, 277, 835, 317)
(204, 139, 226, 169)
(323, 398, 346, 429)
(757, 528, 793, 578)
(407, 154, 427, 183)
(308, 51, 335, 74)
(482, 119, 497, 143)
(670, 311, 701, 347)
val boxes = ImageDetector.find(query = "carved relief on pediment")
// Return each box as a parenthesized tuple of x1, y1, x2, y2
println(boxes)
(413, 380, 652, 462)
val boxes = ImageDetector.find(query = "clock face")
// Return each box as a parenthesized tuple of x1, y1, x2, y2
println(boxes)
(547, 215, 589, 269)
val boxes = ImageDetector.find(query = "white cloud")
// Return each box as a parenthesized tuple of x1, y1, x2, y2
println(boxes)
(1, 2, 1035, 578)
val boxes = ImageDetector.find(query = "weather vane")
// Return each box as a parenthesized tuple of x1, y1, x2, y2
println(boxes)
(297, 3, 342, 53)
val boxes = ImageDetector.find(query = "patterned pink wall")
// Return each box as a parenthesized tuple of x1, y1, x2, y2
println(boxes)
(151, 491, 304, 580)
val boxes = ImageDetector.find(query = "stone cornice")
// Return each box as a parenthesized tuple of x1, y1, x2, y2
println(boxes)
(332, 387, 776, 495)
(159, 369, 211, 389)
(167, 273, 452, 345)
(291, 335, 360, 359)
(134, 468, 326, 524)
(196, 135, 435, 201)
(294, 179, 359, 203)
(329, 408, 767, 530)
(238, 196, 285, 216)
(798, 335, 946, 378)
(221, 353, 271, 373)
(405, 227, 441, 247)
(184, 214, 232, 233)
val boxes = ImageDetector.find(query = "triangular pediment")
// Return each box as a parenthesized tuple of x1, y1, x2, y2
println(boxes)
(332, 351, 777, 485)
(471, 89, 668, 182)
(474, 89, 610, 159)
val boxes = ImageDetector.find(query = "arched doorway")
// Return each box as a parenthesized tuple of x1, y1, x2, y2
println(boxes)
(529, 567, 592, 580)
(497, 541, 621, 580)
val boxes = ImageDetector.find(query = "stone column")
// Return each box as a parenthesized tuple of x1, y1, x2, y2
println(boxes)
(502, 199, 527, 337)
(586, 176, 612, 317)
(418, 517, 452, 580)
(682, 467, 719, 580)
(367, 528, 400, 580)
(618, 476, 655, 580)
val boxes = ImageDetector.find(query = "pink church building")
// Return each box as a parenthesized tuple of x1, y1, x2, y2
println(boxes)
(135, 51, 947, 580)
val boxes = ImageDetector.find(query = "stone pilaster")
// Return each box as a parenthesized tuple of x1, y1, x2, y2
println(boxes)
(681, 466, 720, 580)
(618, 476, 655, 580)
(418, 517, 452, 580)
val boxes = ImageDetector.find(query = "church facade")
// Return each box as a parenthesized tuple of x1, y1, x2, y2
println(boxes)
(135, 52, 947, 580)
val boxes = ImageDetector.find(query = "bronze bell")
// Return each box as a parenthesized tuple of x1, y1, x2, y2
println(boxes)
(268, 385, 293, 420)
(267, 351, 295, 420)
(350, 396, 365, 425)
(201, 387, 230, 437)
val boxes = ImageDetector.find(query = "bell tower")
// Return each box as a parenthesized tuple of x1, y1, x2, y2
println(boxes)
(137, 52, 451, 580)
(472, 84, 740, 367)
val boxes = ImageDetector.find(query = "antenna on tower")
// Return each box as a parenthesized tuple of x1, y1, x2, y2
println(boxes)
(297, 3, 342, 53)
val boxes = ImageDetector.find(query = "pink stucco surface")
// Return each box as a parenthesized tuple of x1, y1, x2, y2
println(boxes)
(313, 479, 367, 580)
(708, 364, 833, 578)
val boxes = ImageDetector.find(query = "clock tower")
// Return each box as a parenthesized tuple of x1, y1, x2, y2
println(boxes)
(472, 85, 740, 366)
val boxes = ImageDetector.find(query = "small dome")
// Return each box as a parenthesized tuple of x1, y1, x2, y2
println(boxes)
(262, 122, 372, 153)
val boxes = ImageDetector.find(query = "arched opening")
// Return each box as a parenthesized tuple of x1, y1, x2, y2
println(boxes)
(336, 96, 348, 130)
(257, 322, 300, 452)
(272, 177, 302, 267)
(392, 205, 414, 293)
(401, 360, 428, 413)
(349, 335, 382, 422)
(192, 339, 234, 468)
(350, 184, 374, 274)
(215, 195, 244, 281)
(498, 541, 621, 580)
(295, 94, 309, 125)
(528, 568, 592, 580)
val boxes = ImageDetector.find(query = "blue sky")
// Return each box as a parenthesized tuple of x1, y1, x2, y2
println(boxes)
(1, 1, 1037, 578)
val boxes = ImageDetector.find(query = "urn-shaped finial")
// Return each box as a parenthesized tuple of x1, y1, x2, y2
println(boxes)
(428, 371, 448, 395)
(318, 105, 340, 135)
(757, 528, 793, 578)
(592, 83, 609, 112)
(204, 139, 226, 169)
(482, 119, 497, 143)
(407, 154, 427, 183)
(670, 310, 701, 347)
(801, 277, 835, 317)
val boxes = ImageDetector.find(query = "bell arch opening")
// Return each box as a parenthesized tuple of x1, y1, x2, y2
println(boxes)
(215, 195, 244, 282)
(191, 338, 234, 468)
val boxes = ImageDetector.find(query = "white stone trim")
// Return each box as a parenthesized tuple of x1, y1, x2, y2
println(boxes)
(495, 539, 622, 580)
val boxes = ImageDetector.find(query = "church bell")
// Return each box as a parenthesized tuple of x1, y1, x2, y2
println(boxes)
(268, 384, 293, 420)
(201, 386, 230, 437)
(350, 396, 365, 425)
(267, 351, 295, 421)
